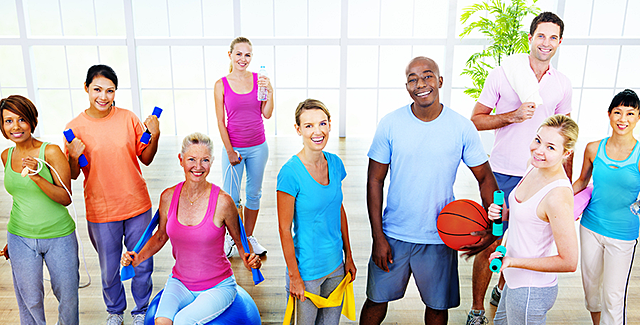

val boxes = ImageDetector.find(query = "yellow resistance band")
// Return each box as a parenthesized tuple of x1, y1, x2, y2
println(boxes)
(283, 272, 355, 324)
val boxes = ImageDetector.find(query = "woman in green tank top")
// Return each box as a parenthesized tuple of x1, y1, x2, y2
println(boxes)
(1, 95, 79, 324)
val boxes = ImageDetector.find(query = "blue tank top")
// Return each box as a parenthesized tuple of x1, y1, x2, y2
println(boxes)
(582, 137, 640, 240)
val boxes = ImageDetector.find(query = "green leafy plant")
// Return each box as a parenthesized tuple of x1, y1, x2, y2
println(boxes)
(459, 0, 540, 99)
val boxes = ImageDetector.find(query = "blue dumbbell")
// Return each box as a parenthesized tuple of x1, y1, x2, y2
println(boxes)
(492, 190, 504, 236)
(63, 129, 88, 168)
(490, 245, 507, 273)
(140, 106, 162, 144)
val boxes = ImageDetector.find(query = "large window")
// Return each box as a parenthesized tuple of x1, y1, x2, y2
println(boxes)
(1, 0, 638, 141)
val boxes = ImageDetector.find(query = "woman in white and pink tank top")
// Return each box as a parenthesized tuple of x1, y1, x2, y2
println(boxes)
(488, 115, 579, 325)
(121, 133, 261, 324)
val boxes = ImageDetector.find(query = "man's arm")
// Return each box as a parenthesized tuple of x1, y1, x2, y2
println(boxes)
(460, 161, 499, 256)
(470, 101, 537, 131)
(367, 159, 392, 272)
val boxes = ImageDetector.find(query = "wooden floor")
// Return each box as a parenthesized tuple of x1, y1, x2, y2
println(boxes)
(0, 135, 638, 324)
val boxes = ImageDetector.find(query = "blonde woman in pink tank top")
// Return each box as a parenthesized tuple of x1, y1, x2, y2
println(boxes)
(488, 115, 579, 325)
(214, 37, 274, 258)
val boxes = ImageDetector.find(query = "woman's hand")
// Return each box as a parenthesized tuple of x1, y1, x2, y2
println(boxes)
(289, 274, 306, 302)
(121, 251, 138, 267)
(345, 256, 357, 283)
(22, 156, 39, 177)
(487, 203, 502, 221)
(244, 252, 262, 270)
(227, 150, 242, 166)
(65, 138, 85, 161)
(257, 75, 273, 95)
(488, 251, 511, 272)
(144, 114, 160, 137)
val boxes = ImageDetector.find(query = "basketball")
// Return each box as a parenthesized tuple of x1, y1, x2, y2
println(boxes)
(437, 199, 490, 251)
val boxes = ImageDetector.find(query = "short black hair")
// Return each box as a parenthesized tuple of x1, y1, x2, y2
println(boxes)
(608, 89, 640, 113)
(85, 64, 118, 89)
(530, 12, 564, 39)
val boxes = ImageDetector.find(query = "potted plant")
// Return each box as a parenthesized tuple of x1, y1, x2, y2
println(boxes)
(459, 0, 540, 99)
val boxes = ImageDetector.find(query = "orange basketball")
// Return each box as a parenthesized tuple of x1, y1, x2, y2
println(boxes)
(437, 199, 489, 251)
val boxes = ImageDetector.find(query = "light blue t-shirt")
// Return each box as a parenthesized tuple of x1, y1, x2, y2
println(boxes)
(277, 151, 346, 281)
(368, 104, 488, 244)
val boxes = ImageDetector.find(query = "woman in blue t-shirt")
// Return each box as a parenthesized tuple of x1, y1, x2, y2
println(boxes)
(573, 89, 640, 325)
(277, 99, 356, 324)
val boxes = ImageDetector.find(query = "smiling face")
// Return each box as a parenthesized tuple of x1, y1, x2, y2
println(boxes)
(2, 109, 31, 144)
(295, 108, 331, 151)
(229, 42, 252, 72)
(179, 143, 212, 182)
(405, 58, 443, 110)
(609, 105, 639, 136)
(528, 22, 562, 63)
(530, 126, 571, 169)
(85, 75, 116, 115)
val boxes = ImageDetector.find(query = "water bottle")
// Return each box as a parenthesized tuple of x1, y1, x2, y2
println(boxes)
(631, 199, 640, 215)
(257, 66, 268, 101)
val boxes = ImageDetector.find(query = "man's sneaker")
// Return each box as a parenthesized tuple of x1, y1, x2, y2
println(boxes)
(224, 233, 235, 258)
(106, 313, 123, 325)
(132, 314, 145, 325)
(248, 236, 267, 255)
(466, 310, 488, 325)
(490, 284, 502, 307)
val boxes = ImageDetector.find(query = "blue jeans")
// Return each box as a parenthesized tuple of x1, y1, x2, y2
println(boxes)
(156, 275, 237, 325)
(87, 209, 153, 315)
(8, 231, 79, 325)
(221, 141, 269, 210)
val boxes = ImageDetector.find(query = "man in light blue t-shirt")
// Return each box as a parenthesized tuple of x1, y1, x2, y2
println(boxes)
(359, 56, 498, 325)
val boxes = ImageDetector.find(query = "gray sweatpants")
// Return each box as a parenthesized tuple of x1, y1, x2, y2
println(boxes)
(494, 284, 558, 325)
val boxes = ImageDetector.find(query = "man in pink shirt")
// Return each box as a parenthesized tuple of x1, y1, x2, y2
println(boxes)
(464, 12, 573, 325)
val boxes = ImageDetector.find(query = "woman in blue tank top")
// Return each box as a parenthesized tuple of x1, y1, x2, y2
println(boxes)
(573, 89, 640, 325)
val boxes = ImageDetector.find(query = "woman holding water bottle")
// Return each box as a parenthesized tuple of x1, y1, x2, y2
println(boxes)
(572, 89, 640, 325)
(214, 36, 274, 257)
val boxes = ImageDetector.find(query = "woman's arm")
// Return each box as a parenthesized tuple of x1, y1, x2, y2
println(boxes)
(65, 138, 85, 180)
(219, 190, 260, 270)
(572, 141, 598, 194)
(258, 75, 274, 119)
(138, 114, 161, 166)
(277, 191, 306, 301)
(121, 188, 172, 267)
(499, 186, 578, 273)
(24, 145, 72, 206)
(214, 79, 241, 165)
(340, 204, 357, 282)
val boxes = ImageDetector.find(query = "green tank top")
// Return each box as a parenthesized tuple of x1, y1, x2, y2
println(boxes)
(5, 142, 75, 239)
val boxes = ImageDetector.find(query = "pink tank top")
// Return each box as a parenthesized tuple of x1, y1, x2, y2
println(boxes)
(503, 167, 572, 289)
(222, 72, 266, 148)
(166, 182, 233, 291)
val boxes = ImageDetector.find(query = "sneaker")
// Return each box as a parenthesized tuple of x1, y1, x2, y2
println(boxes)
(132, 314, 145, 325)
(106, 313, 123, 325)
(466, 310, 488, 325)
(490, 284, 502, 307)
(224, 233, 235, 258)
(248, 236, 267, 255)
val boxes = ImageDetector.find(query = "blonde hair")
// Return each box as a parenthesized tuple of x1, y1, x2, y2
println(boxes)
(181, 132, 213, 155)
(294, 99, 331, 126)
(228, 36, 252, 73)
(539, 114, 579, 152)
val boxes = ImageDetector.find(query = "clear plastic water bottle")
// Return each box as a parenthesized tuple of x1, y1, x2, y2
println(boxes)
(631, 199, 640, 215)
(257, 66, 268, 101)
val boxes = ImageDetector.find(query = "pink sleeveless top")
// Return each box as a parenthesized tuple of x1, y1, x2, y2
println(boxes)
(503, 167, 572, 289)
(166, 182, 233, 291)
(222, 72, 266, 148)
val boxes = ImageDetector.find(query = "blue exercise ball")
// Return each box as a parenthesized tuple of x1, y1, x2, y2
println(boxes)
(144, 285, 261, 325)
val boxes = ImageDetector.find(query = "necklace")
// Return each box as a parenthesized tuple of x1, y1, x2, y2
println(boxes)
(187, 191, 206, 205)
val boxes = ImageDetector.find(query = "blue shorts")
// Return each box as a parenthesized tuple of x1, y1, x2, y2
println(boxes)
(493, 172, 522, 234)
(365, 236, 460, 310)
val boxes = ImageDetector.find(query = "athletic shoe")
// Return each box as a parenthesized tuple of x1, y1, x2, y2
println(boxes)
(106, 313, 123, 325)
(248, 236, 267, 255)
(132, 314, 145, 325)
(490, 284, 502, 307)
(466, 310, 488, 325)
(224, 233, 235, 258)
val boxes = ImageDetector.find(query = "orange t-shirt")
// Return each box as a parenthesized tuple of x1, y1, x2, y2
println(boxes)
(65, 107, 152, 223)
